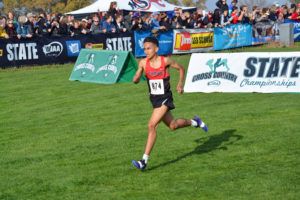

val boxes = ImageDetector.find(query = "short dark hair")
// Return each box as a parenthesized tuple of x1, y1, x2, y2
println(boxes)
(144, 37, 159, 47)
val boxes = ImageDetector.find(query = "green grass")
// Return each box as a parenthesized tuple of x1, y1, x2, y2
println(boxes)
(1, 45, 300, 199)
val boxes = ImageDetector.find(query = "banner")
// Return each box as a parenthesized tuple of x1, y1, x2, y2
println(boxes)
(214, 24, 252, 50)
(134, 30, 173, 57)
(172, 28, 214, 54)
(69, 49, 144, 84)
(284, 20, 300, 42)
(184, 52, 300, 93)
(252, 20, 280, 44)
(0, 32, 135, 68)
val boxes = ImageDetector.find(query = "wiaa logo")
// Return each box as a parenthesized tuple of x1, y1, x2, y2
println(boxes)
(43, 41, 63, 57)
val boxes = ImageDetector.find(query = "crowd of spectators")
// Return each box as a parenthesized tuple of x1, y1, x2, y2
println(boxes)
(0, 0, 300, 39)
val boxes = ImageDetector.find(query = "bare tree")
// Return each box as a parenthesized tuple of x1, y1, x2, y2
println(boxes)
(238, 0, 271, 10)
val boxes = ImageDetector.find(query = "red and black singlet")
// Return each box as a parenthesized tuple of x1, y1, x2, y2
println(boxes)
(145, 56, 171, 96)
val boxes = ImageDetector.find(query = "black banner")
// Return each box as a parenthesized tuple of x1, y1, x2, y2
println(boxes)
(0, 32, 135, 68)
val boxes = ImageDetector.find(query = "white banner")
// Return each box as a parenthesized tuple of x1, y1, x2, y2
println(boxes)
(172, 29, 214, 54)
(184, 52, 300, 93)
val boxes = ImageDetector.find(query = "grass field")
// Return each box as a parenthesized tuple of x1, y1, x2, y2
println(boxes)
(1, 43, 300, 199)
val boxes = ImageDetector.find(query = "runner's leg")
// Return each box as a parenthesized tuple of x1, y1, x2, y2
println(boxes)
(162, 111, 192, 131)
(144, 105, 169, 155)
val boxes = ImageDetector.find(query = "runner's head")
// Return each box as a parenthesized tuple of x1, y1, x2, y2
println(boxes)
(144, 37, 159, 59)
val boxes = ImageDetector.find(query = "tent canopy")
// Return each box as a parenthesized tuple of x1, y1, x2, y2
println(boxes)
(66, 0, 196, 15)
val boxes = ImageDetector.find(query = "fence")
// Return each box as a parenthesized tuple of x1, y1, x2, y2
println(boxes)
(0, 21, 298, 68)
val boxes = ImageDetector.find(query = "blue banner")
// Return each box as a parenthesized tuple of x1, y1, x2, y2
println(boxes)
(134, 30, 173, 57)
(284, 20, 300, 42)
(214, 24, 252, 51)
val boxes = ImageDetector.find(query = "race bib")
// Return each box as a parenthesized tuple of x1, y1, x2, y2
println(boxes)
(149, 79, 164, 95)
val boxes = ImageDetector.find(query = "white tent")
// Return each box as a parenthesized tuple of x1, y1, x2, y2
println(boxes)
(66, 0, 195, 15)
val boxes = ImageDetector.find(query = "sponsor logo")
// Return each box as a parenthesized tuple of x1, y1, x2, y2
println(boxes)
(66, 40, 81, 57)
(85, 43, 104, 50)
(74, 53, 96, 77)
(192, 58, 238, 84)
(222, 24, 247, 37)
(42, 41, 63, 57)
(97, 54, 119, 78)
(208, 80, 221, 86)
(128, 0, 165, 11)
(138, 38, 145, 49)
(179, 32, 192, 51)
(175, 32, 213, 51)
(6, 43, 39, 61)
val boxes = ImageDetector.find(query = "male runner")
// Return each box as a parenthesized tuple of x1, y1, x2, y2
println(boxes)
(132, 37, 208, 170)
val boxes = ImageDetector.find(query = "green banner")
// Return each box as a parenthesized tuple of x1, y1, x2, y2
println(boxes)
(69, 49, 144, 84)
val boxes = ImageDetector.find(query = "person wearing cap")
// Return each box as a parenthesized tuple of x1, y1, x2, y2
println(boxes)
(90, 16, 103, 34)
(150, 11, 166, 30)
(25, 13, 36, 37)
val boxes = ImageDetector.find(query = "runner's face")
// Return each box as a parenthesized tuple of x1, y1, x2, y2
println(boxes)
(144, 42, 158, 59)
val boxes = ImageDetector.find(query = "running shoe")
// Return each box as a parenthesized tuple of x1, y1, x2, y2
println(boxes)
(132, 159, 146, 170)
(193, 115, 208, 132)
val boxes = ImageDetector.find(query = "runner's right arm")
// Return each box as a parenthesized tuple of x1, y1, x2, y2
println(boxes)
(133, 59, 145, 84)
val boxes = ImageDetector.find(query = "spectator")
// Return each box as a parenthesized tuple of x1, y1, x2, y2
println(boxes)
(160, 14, 172, 30)
(108, 1, 119, 21)
(59, 16, 70, 36)
(0, 16, 7, 30)
(124, 12, 133, 31)
(180, 12, 193, 29)
(114, 14, 127, 33)
(171, 15, 182, 29)
(251, 6, 261, 24)
(228, 0, 238, 15)
(141, 14, 152, 31)
(25, 13, 36, 37)
(203, 11, 214, 28)
(290, 6, 300, 22)
(70, 20, 82, 36)
(220, 9, 232, 26)
(8, 11, 17, 26)
(131, 17, 144, 32)
(216, 0, 229, 12)
(231, 6, 240, 24)
(269, 5, 278, 22)
(80, 19, 91, 35)
(36, 14, 48, 36)
(102, 15, 116, 33)
(48, 17, 61, 36)
(17, 15, 32, 39)
(212, 9, 221, 27)
(150, 12, 166, 30)
(0, 19, 9, 39)
(90, 16, 103, 34)
(5, 19, 17, 38)
(239, 5, 250, 24)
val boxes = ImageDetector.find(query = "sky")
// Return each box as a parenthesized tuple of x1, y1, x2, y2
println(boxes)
(205, 0, 290, 11)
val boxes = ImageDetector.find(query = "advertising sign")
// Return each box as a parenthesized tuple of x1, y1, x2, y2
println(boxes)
(184, 52, 300, 93)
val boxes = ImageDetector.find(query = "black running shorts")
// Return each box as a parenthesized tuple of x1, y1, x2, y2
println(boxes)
(149, 92, 175, 110)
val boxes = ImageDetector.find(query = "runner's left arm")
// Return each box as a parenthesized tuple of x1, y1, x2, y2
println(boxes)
(165, 57, 185, 94)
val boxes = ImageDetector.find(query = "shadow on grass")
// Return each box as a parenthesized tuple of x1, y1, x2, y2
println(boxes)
(148, 129, 242, 171)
